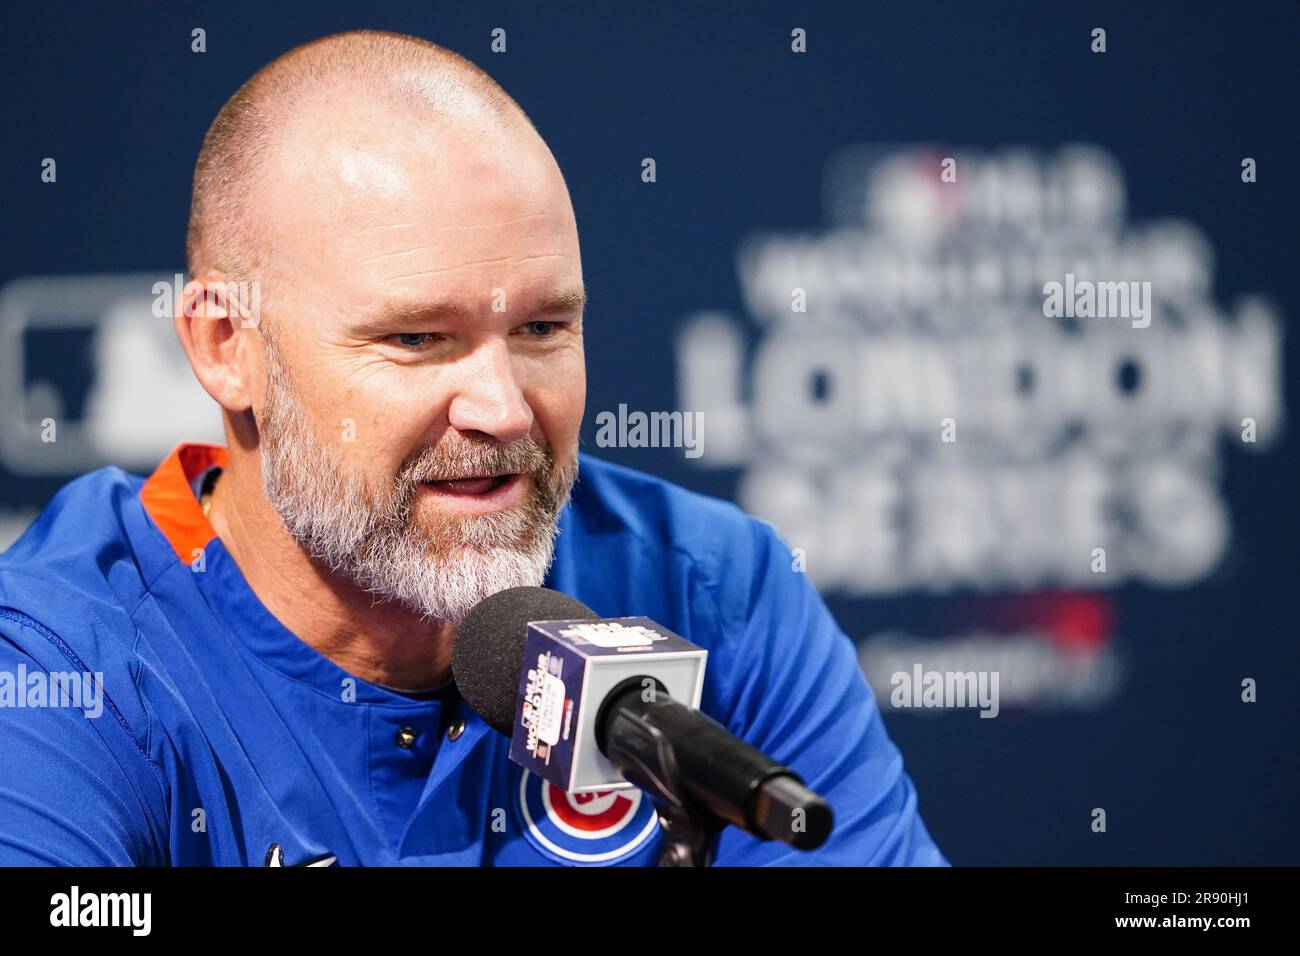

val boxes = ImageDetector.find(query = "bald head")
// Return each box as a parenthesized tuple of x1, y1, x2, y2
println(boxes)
(186, 30, 536, 285)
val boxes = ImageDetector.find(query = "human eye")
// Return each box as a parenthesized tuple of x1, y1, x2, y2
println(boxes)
(518, 320, 562, 338)
(385, 332, 444, 350)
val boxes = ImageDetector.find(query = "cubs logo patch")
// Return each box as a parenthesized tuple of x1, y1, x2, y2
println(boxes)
(515, 768, 659, 865)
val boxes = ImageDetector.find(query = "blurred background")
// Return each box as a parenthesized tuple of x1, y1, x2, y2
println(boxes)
(2, 1, 1297, 864)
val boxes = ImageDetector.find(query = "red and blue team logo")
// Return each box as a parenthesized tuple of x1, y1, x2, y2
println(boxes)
(515, 768, 660, 865)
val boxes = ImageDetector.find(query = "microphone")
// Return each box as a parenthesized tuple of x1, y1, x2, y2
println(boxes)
(453, 586, 833, 852)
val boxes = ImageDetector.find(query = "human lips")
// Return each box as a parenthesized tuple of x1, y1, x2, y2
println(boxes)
(425, 474, 512, 494)
(417, 472, 527, 511)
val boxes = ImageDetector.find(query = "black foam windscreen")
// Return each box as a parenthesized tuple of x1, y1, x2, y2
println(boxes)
(452, 586, 598, 735)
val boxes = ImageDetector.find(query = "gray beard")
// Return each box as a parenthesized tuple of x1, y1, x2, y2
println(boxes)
(256, 337, 577, 625)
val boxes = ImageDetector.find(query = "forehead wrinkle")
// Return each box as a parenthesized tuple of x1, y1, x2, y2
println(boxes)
(359, 236, 576, 264)
(376, 212, 554, 232)
(364, 285, 586, 325)
(375, 253, 580, 280)
(354, 210, 576, 269)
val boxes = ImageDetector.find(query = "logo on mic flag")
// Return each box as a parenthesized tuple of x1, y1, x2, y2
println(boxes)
(514, 767, 659, 864)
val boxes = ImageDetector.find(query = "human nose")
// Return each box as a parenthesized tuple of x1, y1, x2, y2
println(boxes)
(445, 340, 535, 443)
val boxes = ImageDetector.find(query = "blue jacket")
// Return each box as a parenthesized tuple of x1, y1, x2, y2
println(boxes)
(0, 443, 945, 866)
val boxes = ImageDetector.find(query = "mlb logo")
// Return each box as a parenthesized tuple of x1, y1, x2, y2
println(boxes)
(0, 272, 222, 477)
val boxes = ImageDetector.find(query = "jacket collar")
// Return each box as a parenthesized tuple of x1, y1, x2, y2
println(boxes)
(139, 441, 228, 563)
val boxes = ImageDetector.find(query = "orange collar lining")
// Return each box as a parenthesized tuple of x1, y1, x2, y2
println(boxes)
(139, 442, 229, 562)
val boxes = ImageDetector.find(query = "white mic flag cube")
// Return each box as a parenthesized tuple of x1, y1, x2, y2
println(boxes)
(510, 617, 708, 792)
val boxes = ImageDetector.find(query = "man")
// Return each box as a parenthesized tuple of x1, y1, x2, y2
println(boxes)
(0, 30, 945, 866)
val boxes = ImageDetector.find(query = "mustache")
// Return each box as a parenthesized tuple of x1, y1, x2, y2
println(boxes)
(399, 436, 552, 484)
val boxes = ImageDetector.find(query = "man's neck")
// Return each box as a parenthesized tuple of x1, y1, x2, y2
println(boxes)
(205, 459, 454, 692)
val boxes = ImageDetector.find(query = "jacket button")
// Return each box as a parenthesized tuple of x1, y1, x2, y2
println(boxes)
(395, 726, 418, 749)
(447, 718, 466, 741)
